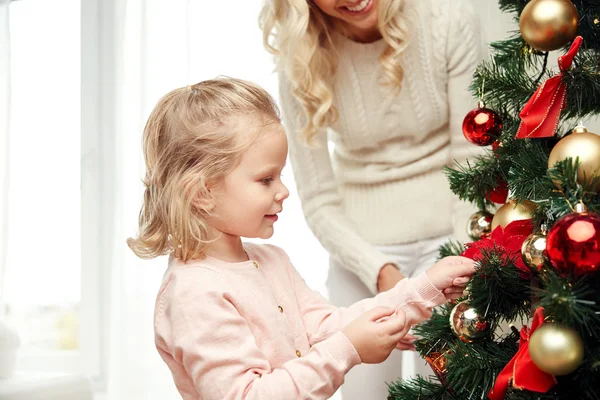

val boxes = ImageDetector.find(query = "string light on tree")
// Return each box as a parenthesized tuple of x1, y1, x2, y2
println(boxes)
(520, 0, 579, 52)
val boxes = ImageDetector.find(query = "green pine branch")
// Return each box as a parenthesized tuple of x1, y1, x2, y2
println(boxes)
(444, 153, 501, 211)
(469, 247, 532, 323)
(536, 267, 600, 336)
(387, 377, 456, 400)
(437, 240, 465, 259)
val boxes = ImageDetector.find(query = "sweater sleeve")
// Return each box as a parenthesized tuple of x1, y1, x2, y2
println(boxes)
(277, 246, 446, 345)
(277, 76, 398, 294)
(445, 0, 488, 243)
(157, 268, 361, 400)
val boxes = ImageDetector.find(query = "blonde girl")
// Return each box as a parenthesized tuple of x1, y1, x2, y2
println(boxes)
(127, 77, 476, 399)
(260, 0, 484, 397)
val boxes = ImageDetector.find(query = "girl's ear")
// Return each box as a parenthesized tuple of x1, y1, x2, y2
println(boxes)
(192, 180, 217, 212)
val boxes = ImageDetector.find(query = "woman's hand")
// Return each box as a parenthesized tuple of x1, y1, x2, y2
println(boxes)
(377, 264, 405, 293)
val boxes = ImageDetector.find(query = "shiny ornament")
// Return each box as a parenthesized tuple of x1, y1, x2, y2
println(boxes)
(548, 125, 600, 191)
(491, 199, 537, 231)
(529, 323, 584, 376)
(449, 301, 490, 342)
(521, 227, 548, 269)
(546, 203, 600, 275)
(462, 103, 502, 146)
(467, 211, 494, 240)
(520, 0, 579, 52)
(425, 351, 449, 385)
(485, 178, 509, 204)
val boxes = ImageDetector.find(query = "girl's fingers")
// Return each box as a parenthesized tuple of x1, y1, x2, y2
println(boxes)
(444, 286, 466, 294)
(380, 310, 407, 335)
(395, 341, 416, 351)
(402, 333, 418, 342)
(452, 277, 470, 286)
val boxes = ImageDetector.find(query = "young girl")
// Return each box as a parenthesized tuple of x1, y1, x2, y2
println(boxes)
(127, 77, 476, 399)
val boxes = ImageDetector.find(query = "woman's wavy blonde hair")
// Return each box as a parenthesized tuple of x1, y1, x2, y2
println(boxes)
(127, 77, 281, 261)
(260, 0, 410, 143)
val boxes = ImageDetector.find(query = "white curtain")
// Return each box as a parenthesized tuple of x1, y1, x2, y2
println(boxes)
(102, 1, 190, 398)
(0, 0, 10, 311)
(99, 1, 328, 399)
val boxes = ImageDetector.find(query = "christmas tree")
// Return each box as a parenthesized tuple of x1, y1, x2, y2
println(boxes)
(388, 1, 600, 399)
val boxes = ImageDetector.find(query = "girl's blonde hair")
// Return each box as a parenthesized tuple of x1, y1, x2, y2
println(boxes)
(127, 77, 281, 261)
(260, 0, 410, 143)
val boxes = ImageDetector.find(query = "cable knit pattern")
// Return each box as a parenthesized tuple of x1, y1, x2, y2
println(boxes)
(431, 0, 450, 90)
(278, 0, 485, 294)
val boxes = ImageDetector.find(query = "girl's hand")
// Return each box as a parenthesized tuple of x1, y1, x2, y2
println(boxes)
(342, 307, 410, 364)
(395, 333, 417, 351)
(425, 256, 476, 299)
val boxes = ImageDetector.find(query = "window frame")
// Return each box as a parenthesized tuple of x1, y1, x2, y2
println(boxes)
(81, 0, 116, 392)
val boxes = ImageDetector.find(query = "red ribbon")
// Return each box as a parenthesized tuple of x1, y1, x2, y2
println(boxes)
(515, 36, 583, 139)
(488, 308, 557, 400)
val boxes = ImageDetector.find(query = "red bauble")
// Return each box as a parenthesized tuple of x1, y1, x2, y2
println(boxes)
(462, 106, 502, 146)
(492, 140, 502, 156)
(546, 210, 600, 276)
(485, 178, 509, 204)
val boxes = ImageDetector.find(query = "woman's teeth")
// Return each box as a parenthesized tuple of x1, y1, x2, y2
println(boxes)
(345, 0, 370, 12)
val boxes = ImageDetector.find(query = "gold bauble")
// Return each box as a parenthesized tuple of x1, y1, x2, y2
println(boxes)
(449, 301, 490, 342)
(491, 199, 537, 231)
(529, 323, 584, 375)
(521, 230, 548, 269)
(520, 0, 579, 52)
(467, 210, 494, 240)
(548, 126, 600, 191)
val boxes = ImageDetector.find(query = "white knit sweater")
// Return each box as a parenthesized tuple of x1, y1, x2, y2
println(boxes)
(278, 0, 485, 294)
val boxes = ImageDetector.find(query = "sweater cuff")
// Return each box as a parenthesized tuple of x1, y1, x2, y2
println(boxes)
(324, 331, 362, 372)
(411, 273, 446, 306)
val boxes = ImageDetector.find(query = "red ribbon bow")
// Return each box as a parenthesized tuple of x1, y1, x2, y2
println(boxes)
(461, 219, 533, 277)
(515, 36, 583, 139)
(488, 308, 557, 400)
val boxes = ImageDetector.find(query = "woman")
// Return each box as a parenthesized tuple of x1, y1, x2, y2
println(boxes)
(260, 0, 484, 398)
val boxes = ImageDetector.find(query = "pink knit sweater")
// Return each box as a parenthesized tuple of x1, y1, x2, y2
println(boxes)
(154, 243, 447, 399)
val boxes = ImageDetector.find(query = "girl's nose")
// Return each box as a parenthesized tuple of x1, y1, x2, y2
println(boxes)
(275, 183, 289, 203)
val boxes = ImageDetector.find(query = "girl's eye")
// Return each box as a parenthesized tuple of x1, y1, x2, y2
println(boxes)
(261, 177, 273, 185)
